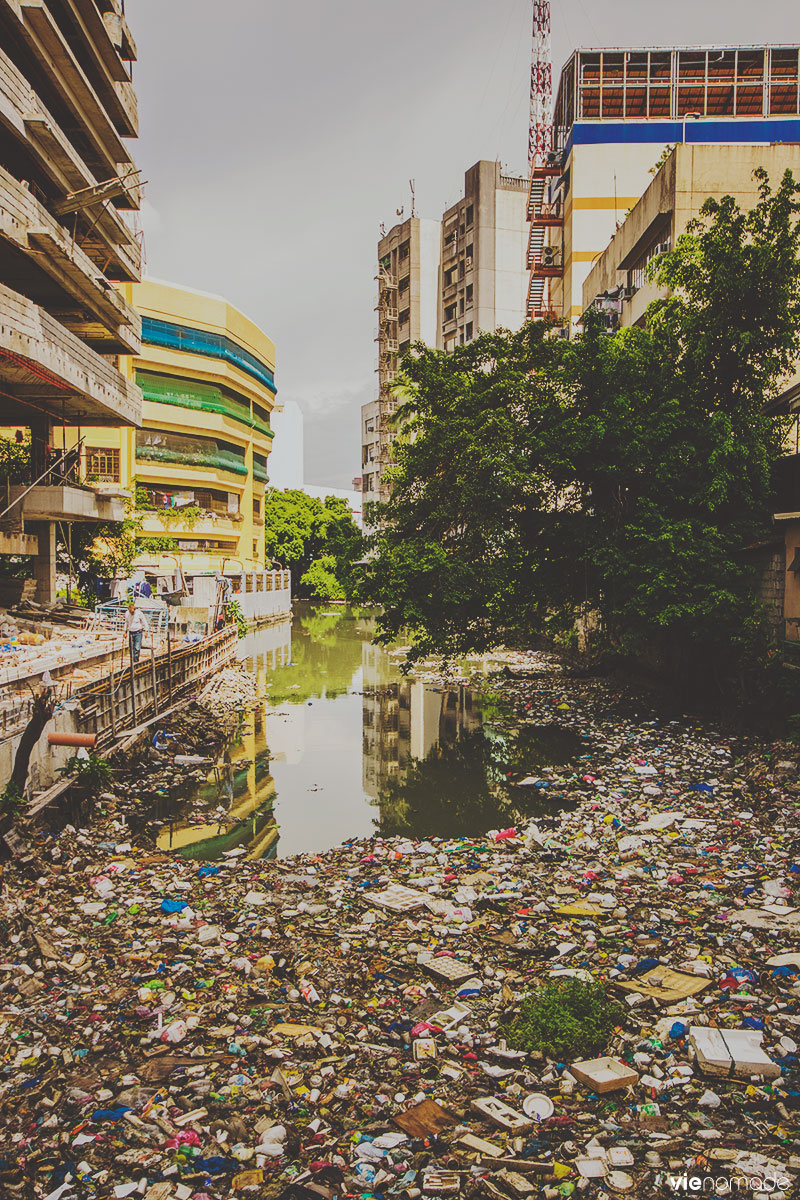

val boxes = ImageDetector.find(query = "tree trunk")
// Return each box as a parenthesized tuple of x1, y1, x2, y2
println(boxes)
(11, 693, 55, 796)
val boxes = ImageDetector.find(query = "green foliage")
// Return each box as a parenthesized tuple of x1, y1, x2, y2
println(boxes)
(0, 780, 24, 816)
(154, 505, 204, 531)
(60, 752, 113, 792)
(226, 597, 248, 638)
(301, 555, 345, 600)
(0, 432, 31, 484)
(363, 169, 800, 694)
(264, 489, 363, 599)
(503, 979, 624, 1061)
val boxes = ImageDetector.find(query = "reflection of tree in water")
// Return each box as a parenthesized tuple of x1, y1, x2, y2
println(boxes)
(267, 604, 371, 704)
(376, 722, 585, 840)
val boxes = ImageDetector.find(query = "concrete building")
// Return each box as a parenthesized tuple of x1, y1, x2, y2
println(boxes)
(533, 46, 800, 331)
(80, 278, 278, 586)
(0, 0, 143, 600)
(582, 142, 800, 329)
(439, 160, 528, 353)
(362, 215, 441, 504)
(362, 161, 528, 506)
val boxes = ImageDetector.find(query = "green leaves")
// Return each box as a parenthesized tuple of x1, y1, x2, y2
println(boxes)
(503, 980, 624, 1062)
(363, 168, 800, 690)
(263, 488, 363, 599)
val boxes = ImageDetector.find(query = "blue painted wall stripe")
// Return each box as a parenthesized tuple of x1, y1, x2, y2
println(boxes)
(141, 316, 277, 395)
(568, 117, 800, 149)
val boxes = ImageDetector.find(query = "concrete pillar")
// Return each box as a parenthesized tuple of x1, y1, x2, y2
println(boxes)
(30, 520, 57, 605)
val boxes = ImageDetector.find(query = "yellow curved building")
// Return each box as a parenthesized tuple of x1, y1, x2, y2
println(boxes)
(84, 278, 276, 578)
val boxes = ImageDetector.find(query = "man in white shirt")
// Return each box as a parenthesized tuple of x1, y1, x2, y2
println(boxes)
(124, 603, 149, 663)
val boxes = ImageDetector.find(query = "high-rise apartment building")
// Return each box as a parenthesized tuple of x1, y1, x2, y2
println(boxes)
(362, 161, 528, 506)
(532, 46, 800, 331)
(362, 216, 441, 504)
(0, 0, 142, 600)
(440, 161, 528, 353)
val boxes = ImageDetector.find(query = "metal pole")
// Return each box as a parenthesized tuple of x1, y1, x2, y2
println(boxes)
(150, 641, 158, 717)
(129, 634, 137, 727)
(167, 625, 173, 706)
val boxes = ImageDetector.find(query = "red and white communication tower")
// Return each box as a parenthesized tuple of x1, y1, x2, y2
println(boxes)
(528, 0, 553, 170)
(526, 0, 561, 321)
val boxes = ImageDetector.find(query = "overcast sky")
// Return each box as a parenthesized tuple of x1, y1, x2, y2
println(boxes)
(130, 0, 799, 488)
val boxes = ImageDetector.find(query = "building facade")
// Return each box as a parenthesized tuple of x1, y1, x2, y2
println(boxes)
(532, 46, 800, 331)
(362, 162, 528, 506)
(0, 0, 142, 600)
(82, 279, 277, 583)
(362, 216, 441, 504)
(440, 160, 528, 353)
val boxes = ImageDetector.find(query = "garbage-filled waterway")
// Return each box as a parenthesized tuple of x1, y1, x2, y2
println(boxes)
(156, 604, 586, 860)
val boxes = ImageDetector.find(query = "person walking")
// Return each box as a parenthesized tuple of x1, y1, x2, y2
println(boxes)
(124, 603, 149, 663)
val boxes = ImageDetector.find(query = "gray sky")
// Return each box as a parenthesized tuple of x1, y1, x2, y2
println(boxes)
(131, 0, 799, 488)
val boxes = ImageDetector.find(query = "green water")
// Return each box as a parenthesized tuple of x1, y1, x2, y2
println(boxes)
(156, 603, 584, 858)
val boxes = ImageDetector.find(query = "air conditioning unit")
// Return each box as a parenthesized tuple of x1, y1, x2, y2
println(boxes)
(546, 150, 561, 167)
(543, 247, 558, 266)
(654, 242, 670, 256)
(465, 256, 473, 269)
(623, 285, 637, 300)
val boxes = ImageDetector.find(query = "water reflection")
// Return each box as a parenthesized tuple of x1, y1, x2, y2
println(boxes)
(156, 604, 584, 858)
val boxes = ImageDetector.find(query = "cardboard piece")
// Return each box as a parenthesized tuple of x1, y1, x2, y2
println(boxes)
(392, 1098, 457, 1138)
(555, 901, 606, 917)
(616, 966, 712, 1004)
(689, 1027, 781, 1082)
(422, 1171, 460, 1195)
(571, 1056, 639, 1093)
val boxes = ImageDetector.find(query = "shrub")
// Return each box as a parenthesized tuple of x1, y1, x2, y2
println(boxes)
(503, 978, 624, 1061)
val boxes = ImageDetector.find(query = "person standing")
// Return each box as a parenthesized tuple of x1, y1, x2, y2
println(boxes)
(124, 603, 149, 663)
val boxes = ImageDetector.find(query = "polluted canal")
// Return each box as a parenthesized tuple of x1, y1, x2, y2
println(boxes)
(3, 606, 800, 1198)
(154, 603, 587, 860)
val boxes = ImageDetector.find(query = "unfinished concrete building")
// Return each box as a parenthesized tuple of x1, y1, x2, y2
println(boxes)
(0, 0, 142, 601)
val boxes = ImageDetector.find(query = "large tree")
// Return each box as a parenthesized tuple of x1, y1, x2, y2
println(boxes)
(363, 168, 800, 688)
(263, 489, 363, 599)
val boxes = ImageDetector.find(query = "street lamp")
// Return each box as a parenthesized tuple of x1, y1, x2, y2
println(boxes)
(682, 111, 702, 143)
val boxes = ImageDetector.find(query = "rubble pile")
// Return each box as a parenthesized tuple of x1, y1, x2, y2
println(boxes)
(197, 668, 259, 716)
(1, 654, 799, 1199)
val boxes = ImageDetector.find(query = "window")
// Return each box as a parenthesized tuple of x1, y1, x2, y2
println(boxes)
(399, 274, 410, 293)
(253, 497, 261, 517)
(253, 540, 259, 556)
(466, 322, 473, 341)
(444, 267, 456, 286)
(444, 303, 457, 322)
(466, 284, 473, 305)
(459, 298, 465, 315)
(399, 339, 411, 353)
(365, 418, 375, 433)
(465, 243, 473, 259)
(399, 240, 410, 260)
(85, 446, 120, 481)
(465, 204, 474, 226)
(399, 307, 410, 325)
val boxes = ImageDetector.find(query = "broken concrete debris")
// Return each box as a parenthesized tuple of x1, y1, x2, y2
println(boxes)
(0, 649, 799, 1198)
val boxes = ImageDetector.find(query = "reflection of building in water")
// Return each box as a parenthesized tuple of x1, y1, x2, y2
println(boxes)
(238, 619, 292, 694)
(361, 643, 481, 799)
(157, 704, 279, 860)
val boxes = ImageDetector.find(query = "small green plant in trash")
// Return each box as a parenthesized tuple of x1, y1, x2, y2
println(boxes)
(60, 752, 113, 791)
(503, 978, 624, 1061)
(0, 781, 24, 815)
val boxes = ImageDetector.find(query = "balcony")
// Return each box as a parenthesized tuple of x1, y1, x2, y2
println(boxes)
(0, 283, 142, 426)
(531, 199, 564, 227)
(9, 482, 128, 522)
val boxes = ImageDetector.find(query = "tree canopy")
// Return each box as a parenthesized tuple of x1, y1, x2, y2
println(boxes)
(263, 488, 364, 599)
(362, 168, 800, 689)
